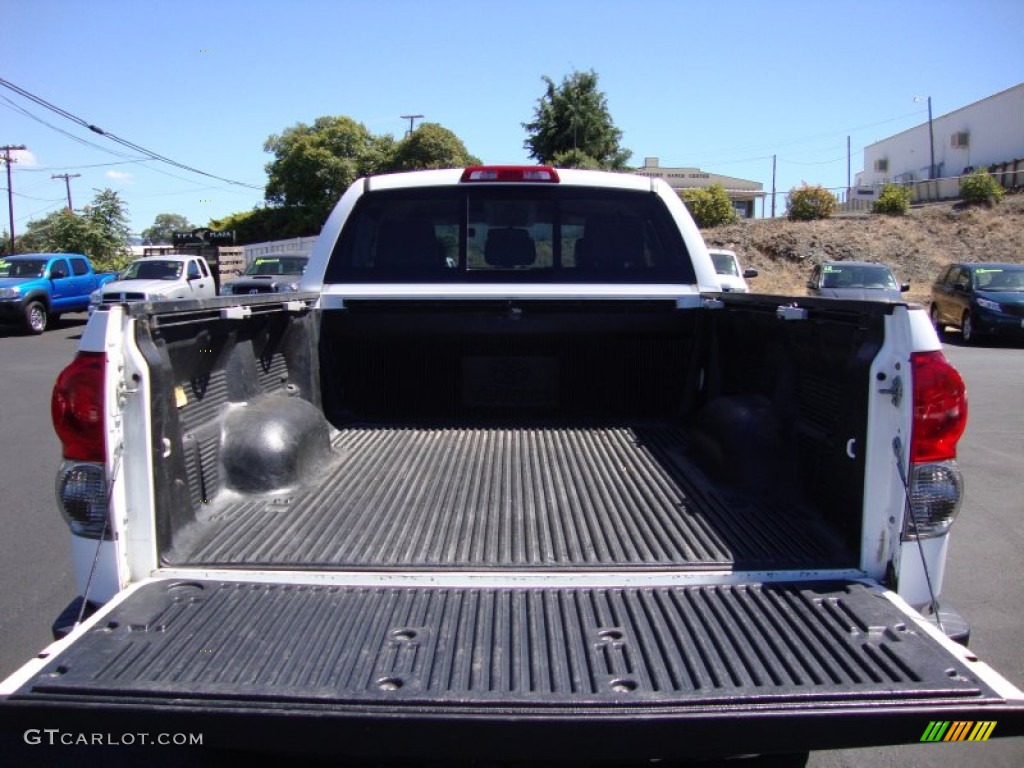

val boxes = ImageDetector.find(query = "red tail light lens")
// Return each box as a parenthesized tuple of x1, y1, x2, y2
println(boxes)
(460, 166, 559, 183)
(52, 352, 106, 462)
(910, 351, 967, 462)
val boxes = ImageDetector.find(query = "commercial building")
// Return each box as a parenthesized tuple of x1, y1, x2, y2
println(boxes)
(634, 158, 764, 218)
(853, 83, 1024, 202)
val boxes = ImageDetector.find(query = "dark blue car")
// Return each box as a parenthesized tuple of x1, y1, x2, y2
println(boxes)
(0, 253, 117, 333)
(930, 262, 1024, 343)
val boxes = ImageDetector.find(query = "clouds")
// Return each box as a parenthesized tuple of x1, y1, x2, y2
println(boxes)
(105, 169, 133, 183)
(11, 149, 37, 166)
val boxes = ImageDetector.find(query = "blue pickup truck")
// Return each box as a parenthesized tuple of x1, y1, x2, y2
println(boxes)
(0, 253, 117, 333)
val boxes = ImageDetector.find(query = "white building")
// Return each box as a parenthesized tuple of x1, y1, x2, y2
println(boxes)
(854, 83, 1024, 202)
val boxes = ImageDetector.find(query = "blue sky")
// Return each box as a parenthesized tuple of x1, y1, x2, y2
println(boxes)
(4, 0, 1022, 235)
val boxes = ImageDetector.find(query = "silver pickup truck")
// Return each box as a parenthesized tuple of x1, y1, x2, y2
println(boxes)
(3, 166, 1021, 764)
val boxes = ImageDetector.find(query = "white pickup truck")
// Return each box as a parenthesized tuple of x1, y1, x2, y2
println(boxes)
(3, 166, 1022, 763)
(88, 254, 216, 312)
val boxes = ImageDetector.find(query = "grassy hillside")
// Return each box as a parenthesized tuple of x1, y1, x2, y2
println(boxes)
(703, 194, 1024, 305)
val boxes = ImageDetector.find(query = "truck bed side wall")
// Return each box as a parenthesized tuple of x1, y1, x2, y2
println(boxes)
(135, 305, 321, 556)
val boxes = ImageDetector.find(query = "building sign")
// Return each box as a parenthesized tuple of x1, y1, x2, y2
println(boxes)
(172, 228, 235, 246)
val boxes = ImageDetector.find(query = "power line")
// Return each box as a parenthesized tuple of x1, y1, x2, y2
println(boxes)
(654, 109, 929, 171)
(12, 190, 65, 203)
(15, 158, 151, 173)
(0, 95, 145, 162)
(15, 200, 67, 228)
(2, 94, 256, 194)
(0, 77, 263, 190)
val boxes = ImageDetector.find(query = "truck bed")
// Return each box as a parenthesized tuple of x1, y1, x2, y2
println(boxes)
(171, 424, 849, 569)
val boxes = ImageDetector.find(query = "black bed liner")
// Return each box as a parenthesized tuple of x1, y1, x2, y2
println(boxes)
(172, 425, 850, 569)
(8, 578, 1022, 760)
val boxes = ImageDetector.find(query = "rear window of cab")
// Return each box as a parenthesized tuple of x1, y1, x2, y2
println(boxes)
(325, 187, 694, 284)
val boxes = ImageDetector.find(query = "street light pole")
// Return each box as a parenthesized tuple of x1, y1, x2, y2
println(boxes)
(400, 114, 425, 137)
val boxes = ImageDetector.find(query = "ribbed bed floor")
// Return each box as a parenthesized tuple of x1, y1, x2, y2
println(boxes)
(174, 426, 849, 569)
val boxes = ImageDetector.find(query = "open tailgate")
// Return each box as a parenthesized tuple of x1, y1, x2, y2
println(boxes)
(3, 577, 1022, 761)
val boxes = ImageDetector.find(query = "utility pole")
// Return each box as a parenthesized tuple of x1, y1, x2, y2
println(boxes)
(52, 173, 81, 211)
(2, 144, 26, 252)
(400, 114, 425, 137)
(927, 96, 936, 181)
(846, 135, 851, 204)
(770, 154, 777, 218)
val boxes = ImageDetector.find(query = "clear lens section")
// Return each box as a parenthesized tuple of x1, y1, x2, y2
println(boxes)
(905, 461, 963, 539)
(56, 461, 110, 540)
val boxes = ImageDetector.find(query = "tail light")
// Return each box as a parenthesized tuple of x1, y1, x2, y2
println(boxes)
(460, 166, 559, 183)
(52, 352, 106, 461)
(905, 351, 967, 539)
(909, 351, 967, 462)
(52, 352, 111, 540)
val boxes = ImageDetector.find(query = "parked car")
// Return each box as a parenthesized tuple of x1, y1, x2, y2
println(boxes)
(89, 254, 216, 313)
(930, 262, 1024, 343)
(807, 261, 909, 301)
(708, 248, 757, 292)
(220, 252, 309, 295)
(0, 253, 117, 333)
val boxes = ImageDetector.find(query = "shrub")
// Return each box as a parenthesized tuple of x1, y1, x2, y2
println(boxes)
(786, 184, 838, 221)
(872, 184, 913, 215)
(680, 184, 739, 228)
(960, 169, 1004, 206)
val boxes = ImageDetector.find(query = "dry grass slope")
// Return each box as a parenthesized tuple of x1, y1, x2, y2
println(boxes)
(703, 194, 1024, 304)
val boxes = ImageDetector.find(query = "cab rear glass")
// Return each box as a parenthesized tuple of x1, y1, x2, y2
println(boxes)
(325, 187, 694, 284)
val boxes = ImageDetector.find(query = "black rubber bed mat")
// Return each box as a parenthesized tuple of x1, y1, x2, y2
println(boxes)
(172, 425, 850, 569)
(12, 580, 998, 707)
(10, 579, 1023, 761)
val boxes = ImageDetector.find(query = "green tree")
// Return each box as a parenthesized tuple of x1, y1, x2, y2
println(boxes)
(15, 189, 133, 271)
(209, 206, 305, 245)
(264, 116, 393, 232)
(82, 189, 133, 271)
(388, 122, 481, 172)
(786, 184, 838, 221)
(681, 185, 739, 228)
(141, 213, 193, 244)
(17, 209, 87, 254)
(523, 69, 632, 170)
